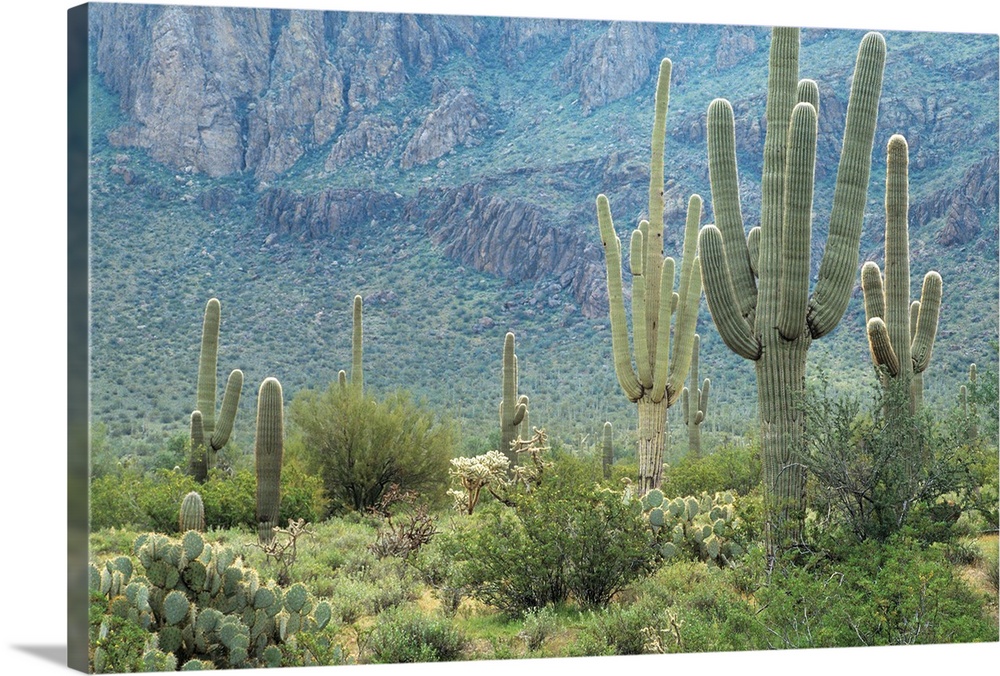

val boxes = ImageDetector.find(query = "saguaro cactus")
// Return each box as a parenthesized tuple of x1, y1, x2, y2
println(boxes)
(861, 134, 942, 420)
(178, 491, 205, 533)
(682, 334, 710, 458)
(255, 377, 284, 544)
(961, 363, 979, 440)
(190, 298, 243, 482)
(699, 28, 886, 555)
(338, 295, 364, 392)
(596, 58, 703, 493)
(499, 332, 529, 467)
(602, 421, 614, 480)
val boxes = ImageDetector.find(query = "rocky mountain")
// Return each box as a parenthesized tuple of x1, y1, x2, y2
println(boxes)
(86, 4, 998, 444)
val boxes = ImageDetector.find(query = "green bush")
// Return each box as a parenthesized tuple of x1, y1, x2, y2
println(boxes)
(756, 535, 997, 648)
(360, 607, 466, 663)
(662, 442, 761, 497)
(289, 385, 455, 512)
(455, 470, 657, 613)
(90, 466, 326, 532)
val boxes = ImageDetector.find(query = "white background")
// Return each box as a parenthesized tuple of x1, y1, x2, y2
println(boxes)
(2, 1, 997, 674)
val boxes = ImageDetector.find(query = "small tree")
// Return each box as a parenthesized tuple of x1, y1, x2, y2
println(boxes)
(290, 385, 455, 512)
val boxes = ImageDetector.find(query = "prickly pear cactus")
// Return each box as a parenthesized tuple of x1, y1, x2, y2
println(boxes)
(638, 489, 742, 566)
(89, 531, 334, 670)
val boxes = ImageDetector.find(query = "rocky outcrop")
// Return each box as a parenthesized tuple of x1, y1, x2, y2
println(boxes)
(91, 6, 485, 179)
(931, 152, 998, 245)
(325, 117, 399, 168)
(245, 11, 345, 181)
(560, 22, 658, 114)
(715, 26, 758, 69)
(96, 4, 271, 177)
(411, 184, 607, 317)
(256, 187, 404, 239)
(399, 89, 488, 169)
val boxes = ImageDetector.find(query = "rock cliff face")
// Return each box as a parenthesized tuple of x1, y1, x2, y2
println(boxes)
(91, 6, 998, 321)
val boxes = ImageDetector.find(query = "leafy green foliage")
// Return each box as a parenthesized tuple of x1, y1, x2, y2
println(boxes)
(756, 536, 997, 647)
(90, 466, 325, 532)
(289, 385, 455, 512)
(454, 468, 657, 613)
(661, 442, 762, 497)
(359, 607, 466, 664)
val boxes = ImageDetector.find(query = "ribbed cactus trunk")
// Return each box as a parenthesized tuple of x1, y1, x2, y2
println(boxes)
(255, 377, 284, 544)
(338, 295, 364, 392)
(699, 28, 886, 558)
(861, 135, 942, 422)
(190, 298, 243, 482)
(499, 332, 528, 468)
(682, 334, 710, 458)
(861, 135, 942, 477)
(602, 421, 614, 480)
(596, 59, 702, 493)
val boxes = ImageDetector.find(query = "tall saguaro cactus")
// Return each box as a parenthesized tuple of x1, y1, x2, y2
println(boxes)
(602, 421, 614, 480)
(499, 332, 529, 467)
(255, 377, 284, 544)
(682, 334, 710, 458)
(596, 58, 703, 493)
(699, 28, 886, 556)
(190, 298, 243, 482)
(338, 295, 364, 392)
(861, 134, 942, 421)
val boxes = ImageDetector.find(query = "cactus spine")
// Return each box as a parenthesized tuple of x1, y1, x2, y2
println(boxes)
(699, 29, 886, 555)
(682, 334, 710, 458)
(602, 421, 614, 480)
(178, 491, 206, 533)
(338, 295, 364, 392)
(861, 134, 942, 422)
(255, 378, 284, 544)
(190, 298, 243, 482)
(499, 332, 529, 467)
(596, 58, 702, 493)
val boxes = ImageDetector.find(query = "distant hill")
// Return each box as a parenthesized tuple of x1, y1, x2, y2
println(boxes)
(86, 5, 999, 458)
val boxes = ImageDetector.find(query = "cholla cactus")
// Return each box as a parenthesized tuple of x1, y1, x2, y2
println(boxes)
(448, 450, 511, 515)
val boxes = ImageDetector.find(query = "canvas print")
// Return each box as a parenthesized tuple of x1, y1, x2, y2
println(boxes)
(68, 1, 999, 672)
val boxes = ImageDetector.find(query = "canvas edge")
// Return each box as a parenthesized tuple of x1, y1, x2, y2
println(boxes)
(68, 3, 91, 673)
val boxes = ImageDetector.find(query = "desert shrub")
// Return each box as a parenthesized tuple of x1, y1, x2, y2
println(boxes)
(518, 606, 560, 652)
(456, 471, 657, 614)
(661, 442, 761, 497)
(802, 378, 975, 545)
(360, 607, 466, 664)
(290, 385, 455, 512)
(574, 602, 660, 656)
(757, 535, 997, 648)
(90, 466, 325, 532)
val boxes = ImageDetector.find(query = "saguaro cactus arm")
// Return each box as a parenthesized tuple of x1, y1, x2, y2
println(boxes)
(807, 32, 887, 338)
(910, 271, 942, 374)
(597, 195, 644, 402)
(499, 332, 529, 465)
(698, 226, 761, 360)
